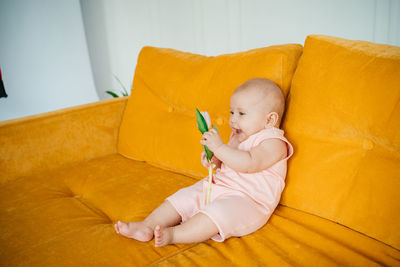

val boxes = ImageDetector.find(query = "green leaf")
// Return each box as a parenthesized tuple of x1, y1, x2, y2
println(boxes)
(204, 145, 213, 161)
(113, 74, 129, 95)
(106, 91, 119, 98)
(196, 108, 213, 161)
(195, 108, 209, 134)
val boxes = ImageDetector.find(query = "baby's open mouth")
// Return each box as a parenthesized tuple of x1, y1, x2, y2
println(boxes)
(233, 128, 242, 134)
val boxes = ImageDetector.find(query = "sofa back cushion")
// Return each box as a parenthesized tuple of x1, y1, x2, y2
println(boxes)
(118, 45, 302, 178)
(282, 35, 400, 249)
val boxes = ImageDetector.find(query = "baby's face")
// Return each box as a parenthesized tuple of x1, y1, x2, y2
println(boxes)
(229, 88, 270, 142)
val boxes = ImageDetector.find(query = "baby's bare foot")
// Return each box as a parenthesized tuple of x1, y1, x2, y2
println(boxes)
(114, 221, 153, 242)
(154, 225, 173, 247)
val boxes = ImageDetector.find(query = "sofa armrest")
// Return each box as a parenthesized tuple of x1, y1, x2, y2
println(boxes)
(0, 97, 128, 184)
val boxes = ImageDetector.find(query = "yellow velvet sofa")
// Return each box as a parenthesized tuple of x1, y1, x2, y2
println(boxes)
(1, 35, 399, 266)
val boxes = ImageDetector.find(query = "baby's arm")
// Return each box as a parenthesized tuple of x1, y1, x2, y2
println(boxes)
(200, 131, 240, 170)
(215, 138, 286, 173)
(201, 129, 287, 173)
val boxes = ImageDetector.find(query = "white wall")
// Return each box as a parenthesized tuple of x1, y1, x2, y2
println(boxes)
(81, 0, 400, 101)
(1, 0, 399, 121)
(0, 0, 98, 121)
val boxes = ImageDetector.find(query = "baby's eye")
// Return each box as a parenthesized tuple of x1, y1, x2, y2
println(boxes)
(239, 112, 245, 116)
(230, 111, 234, 115)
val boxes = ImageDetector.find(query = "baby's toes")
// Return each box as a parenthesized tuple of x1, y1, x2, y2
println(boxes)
(154, 226, 160, 236)
(154, 225, 161, 246)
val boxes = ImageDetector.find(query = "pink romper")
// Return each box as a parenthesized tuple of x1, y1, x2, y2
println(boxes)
(166, 127, 294, 241)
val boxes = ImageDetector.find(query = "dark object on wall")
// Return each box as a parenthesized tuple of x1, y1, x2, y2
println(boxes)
(0, 67, 7, 98)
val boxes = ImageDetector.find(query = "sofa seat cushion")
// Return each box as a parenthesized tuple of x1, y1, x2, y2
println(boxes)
(282, 35, 400, 249)
(118, 45, 302, 179)
(1, 154, 398, 266)
(0, 154, 195, 266)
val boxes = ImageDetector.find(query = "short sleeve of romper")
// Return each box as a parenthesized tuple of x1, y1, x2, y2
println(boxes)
(166, 127, 293, 242)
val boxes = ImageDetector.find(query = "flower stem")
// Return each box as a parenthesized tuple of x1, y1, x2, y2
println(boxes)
(206, 161, 213, 205)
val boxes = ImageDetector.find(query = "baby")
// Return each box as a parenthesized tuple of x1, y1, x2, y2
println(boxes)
(114, 78, 293, 247)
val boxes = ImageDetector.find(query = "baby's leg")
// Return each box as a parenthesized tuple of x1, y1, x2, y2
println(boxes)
(154, 212, 218, 247)
(115, 200, 181, 242)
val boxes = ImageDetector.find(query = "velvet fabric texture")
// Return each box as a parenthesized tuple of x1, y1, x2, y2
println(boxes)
(118, 44, 303, 178)
(1, 35, 399, 266)
(0, 97, 127, 184)
(282, 35, 400, 249)
(0, 153, 398, 266)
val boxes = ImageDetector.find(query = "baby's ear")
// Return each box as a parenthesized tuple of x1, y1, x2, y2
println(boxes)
(265, 112, 279, 128)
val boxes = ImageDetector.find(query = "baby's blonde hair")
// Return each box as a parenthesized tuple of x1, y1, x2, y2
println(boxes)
(235, 78, 285, 126)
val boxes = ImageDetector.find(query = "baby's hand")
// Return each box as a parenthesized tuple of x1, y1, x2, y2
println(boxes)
(201, 151, 211, 168)
(200, 129, 223, 152)
(201, 151, 220, 170)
